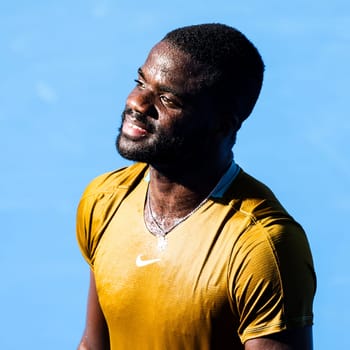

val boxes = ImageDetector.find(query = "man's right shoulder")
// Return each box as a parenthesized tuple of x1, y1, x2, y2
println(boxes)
(76, 163, 148, 267)
(81, 162, 149, 200)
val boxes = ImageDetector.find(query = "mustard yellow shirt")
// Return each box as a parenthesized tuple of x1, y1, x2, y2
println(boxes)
(76, 162, 316, 349)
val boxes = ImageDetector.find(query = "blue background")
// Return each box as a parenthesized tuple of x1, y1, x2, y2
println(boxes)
(1, 1, 349, 348)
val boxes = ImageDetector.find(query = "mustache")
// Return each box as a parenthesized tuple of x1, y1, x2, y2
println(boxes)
(122, 108, 155, 132)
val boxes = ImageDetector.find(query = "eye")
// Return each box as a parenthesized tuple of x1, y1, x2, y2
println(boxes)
(160, 95, 181, 109)
(134, 79, 145, 89)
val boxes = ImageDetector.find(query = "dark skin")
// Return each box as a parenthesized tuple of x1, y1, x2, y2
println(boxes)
(78, 41, 313, 349)
(78, 271, 109, 350)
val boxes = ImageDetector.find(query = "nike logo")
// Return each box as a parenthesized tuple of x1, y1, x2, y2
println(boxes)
(136, 254, 161, 267)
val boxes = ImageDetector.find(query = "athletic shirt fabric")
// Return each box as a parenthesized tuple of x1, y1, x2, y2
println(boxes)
(76, 162, 316, 349)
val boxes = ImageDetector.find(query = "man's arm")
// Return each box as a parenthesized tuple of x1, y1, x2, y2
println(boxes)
(245, 326, 313, 350)
(78, 270, 110, 350)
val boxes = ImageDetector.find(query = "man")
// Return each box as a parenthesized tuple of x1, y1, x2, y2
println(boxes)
(76, 23, 316, 349)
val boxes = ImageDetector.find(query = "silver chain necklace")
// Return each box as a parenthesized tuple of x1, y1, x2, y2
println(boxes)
(144, 162, 234, 250)
(145, 185, 210, 246)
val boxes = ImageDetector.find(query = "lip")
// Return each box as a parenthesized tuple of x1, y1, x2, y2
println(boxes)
(122, 115, 150, 139)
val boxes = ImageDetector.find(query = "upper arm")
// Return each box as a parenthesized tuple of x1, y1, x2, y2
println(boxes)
(245, 326, 313, 350)
(78, 270, 110, 350)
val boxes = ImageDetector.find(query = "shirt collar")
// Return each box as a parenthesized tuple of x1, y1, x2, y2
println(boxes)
(210, 160, 240, 198)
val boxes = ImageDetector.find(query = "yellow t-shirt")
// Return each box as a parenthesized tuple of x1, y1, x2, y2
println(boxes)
(76, 162, 316, 349)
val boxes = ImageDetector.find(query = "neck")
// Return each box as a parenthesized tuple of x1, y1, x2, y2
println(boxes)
(146, 155, 232, 227)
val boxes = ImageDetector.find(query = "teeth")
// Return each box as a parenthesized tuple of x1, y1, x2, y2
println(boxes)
(128, 122, 145, 131)
(129, 123, 143, 130)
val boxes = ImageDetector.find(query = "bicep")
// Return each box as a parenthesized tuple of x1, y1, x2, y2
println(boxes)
(78, 270, 110, 350)
(244, 326, 313, 350)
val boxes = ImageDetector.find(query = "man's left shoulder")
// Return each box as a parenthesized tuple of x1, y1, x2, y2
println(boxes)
(226, 170, 293, 220)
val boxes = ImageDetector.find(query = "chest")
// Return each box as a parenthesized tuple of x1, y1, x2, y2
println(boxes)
(95, 198, 231, 311)
(93, 182, 242, 348)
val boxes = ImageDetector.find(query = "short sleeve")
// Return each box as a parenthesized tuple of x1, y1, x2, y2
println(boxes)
(76, 163, 149, 268)
(228, 218, 316, 343)
(76, 174, 118, 268)
(76, 192, 93, 266)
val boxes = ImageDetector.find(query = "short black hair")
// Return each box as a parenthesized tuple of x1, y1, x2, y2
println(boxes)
(162, 23, 264, 131)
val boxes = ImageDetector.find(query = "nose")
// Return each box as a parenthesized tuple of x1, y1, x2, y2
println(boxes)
(126, 87, 157, 117)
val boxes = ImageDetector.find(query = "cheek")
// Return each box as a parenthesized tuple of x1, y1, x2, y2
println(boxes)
(156, 108, 184, 129)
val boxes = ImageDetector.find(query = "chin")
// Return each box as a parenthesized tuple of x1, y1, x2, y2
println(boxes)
(116, 134, 151, 162)
(116, 130, 199, 165)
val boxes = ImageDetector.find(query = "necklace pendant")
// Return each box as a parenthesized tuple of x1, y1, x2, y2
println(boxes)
(157, 235, 167, 251)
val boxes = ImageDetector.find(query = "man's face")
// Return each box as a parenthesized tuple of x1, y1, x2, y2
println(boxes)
(116, 41, 220, 166)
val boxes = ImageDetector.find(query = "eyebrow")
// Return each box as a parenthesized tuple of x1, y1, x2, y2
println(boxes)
(137, 67, 186, 99)
(137, 67, 145, 80)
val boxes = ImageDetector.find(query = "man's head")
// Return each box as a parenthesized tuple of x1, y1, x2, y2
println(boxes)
(116, 23, 264, 168)
(162, 23, 264, 132)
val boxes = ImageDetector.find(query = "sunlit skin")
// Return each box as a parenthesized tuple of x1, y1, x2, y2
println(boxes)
(78, 40, 313, 350)
(117, 40, 235, 227)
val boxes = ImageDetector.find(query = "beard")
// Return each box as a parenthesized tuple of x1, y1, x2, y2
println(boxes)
(116, 109, 211, 166)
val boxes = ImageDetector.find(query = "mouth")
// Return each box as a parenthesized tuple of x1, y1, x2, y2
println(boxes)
(121, 114, 150, 140)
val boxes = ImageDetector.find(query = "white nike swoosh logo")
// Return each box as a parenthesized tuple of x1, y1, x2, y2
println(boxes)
(136, 254, 161, 267)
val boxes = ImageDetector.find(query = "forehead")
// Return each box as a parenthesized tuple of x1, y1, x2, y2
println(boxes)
(141, 41, 206, 94)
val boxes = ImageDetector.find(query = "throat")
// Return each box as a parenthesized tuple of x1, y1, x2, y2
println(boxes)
(144, 187, 209, 236)
(143, 159, 234, 237)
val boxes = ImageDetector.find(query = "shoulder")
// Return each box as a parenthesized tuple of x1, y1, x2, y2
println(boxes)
(226, 169, 312, 271)
(225, 169, 298, 227)
(76, 162, 148, 266)
(80, 162, 149, 200)
(227, 169, 283, 207)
